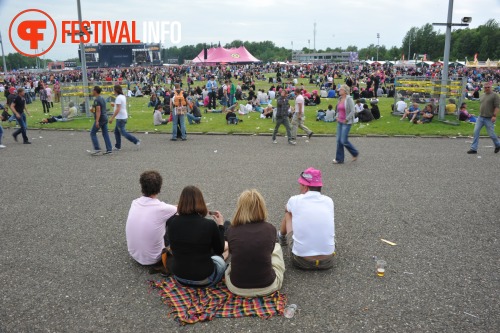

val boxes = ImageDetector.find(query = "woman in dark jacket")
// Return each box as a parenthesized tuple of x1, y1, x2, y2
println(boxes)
(167, 186, 227, 288)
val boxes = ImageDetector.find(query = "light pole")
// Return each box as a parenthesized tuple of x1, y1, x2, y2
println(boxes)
(291, 41, 293, 61)
(432, 0, 470, 121)
(376, 33, 380, 61)
(0, 31, 7, 73)
(76, 0, 91, 117)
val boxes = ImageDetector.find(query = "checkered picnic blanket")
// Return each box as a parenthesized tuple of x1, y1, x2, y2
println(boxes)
(148, 277, 287, 325)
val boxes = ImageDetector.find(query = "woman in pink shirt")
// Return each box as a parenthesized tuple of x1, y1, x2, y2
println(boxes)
(333, 85, 359, 164)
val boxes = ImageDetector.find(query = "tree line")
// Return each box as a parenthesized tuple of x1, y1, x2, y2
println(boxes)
(160, 19, 499, 63)
(1, 19, 498, 70)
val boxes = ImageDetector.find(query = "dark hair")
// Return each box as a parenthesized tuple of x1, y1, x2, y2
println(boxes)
(140, 171, 163, 197)
(308, 186, 322, 192)
(295, 88, 302, 94)
(93, 86, 102, 94)
(177, 186, 208, 216)
(114, 84, 123, 95)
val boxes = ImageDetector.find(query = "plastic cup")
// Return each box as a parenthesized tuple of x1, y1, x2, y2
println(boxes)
(376, 260, 386, 277)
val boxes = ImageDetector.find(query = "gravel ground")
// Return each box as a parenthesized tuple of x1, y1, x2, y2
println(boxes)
(0, 128, 498, 333)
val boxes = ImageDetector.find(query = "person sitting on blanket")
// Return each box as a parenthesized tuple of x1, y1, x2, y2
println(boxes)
(278, 167, 336, 270)
(225, 189, 285, 297)
(168, 186, 228, 288)
(125, 171, 177, 266)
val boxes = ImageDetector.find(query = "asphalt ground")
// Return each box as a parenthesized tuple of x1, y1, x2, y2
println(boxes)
(0, 128, 499, 333)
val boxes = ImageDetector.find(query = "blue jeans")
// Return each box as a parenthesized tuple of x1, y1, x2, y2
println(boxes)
(114, 119, 138, 149)
(0, 123, 3, 144)
(335, 122, 359, 162)
(90, 122, 112, 152)
(471, 116, 500, 151)
(174, 256, 227, 288)
(186, 113, 201, 124)
(12, 113, 29, 142)
(172, 113, 186, 139)
(8, 114, 19, 124)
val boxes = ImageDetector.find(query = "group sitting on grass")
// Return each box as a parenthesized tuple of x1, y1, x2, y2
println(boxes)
(125, 168, 335, 296)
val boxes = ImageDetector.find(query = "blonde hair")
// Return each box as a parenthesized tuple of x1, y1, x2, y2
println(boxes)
(231, 189, 268, 226)
(339, 84, 351, 95)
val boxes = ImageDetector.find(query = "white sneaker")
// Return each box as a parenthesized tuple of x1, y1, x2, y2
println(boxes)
(0, 144, 6, 149)
(273, 140, 278, 144)
(136, 140, 141, 147)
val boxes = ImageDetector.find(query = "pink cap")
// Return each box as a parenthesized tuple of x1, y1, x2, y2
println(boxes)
(298, 167, 323, 187)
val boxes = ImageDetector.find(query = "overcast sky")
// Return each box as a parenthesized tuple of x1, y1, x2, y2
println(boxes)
(1, 0, 499, 61)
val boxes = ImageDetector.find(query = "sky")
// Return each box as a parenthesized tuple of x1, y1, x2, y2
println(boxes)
(0, 0, 499, 61)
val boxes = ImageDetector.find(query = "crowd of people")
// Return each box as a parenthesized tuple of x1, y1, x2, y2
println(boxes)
(126, 167, 335, 295)
(0, 62, 499, 152)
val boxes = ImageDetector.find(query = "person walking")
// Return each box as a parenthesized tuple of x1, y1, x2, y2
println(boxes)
(109, 84, 140, 150)
(0, 114, 5, 148)
(291, 88, 313, 142)
(39, 83, 50, 114)
(273, 89, 295, 145)
(89, 86, 112, 156)
(467, 81, 500, 154)
(10, 88, 31, 144)
(333, 85, 359, 164)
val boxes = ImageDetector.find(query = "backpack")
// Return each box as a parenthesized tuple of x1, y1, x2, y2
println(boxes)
(173, 90, 186, 107)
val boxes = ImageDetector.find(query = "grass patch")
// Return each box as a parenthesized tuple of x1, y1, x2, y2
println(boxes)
(2, 77, 485, 137)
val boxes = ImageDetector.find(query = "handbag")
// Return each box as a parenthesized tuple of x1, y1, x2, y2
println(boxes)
(176, 106, 186, 115)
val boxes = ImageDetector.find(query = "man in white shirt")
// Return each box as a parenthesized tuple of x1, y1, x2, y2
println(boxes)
(278, 167, 335, 270)
(395, 97, 407, 114)
(126, 171, 177, 267)
(109, 84, 140, 150)
(291, 88, 313, 142)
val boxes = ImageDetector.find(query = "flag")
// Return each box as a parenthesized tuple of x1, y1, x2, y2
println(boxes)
(474, 53, 478, 62)
(402, 54, 405, 61)
(423, 54, 427, 61)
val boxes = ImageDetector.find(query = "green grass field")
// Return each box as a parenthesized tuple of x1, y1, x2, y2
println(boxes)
(2, 77, 486, 137)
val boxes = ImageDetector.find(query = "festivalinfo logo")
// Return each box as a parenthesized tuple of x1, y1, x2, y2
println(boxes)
(9, 8, 181, 57)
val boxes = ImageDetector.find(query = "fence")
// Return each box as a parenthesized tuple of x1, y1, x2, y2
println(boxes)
(393, 76, 466, 118)
(60, 81, 128, 116)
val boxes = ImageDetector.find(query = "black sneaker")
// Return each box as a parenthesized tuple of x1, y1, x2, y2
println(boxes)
(467, 149, 477, 154)
(308, 132, 314, 139)
(495, 146, 500, 154)
(103, 151, 113, 155)
(23, 141, 32, 144)
(12, 134, 18, 142)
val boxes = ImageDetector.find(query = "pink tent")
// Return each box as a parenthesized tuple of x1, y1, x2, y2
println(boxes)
(192, 46, 260, 64)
